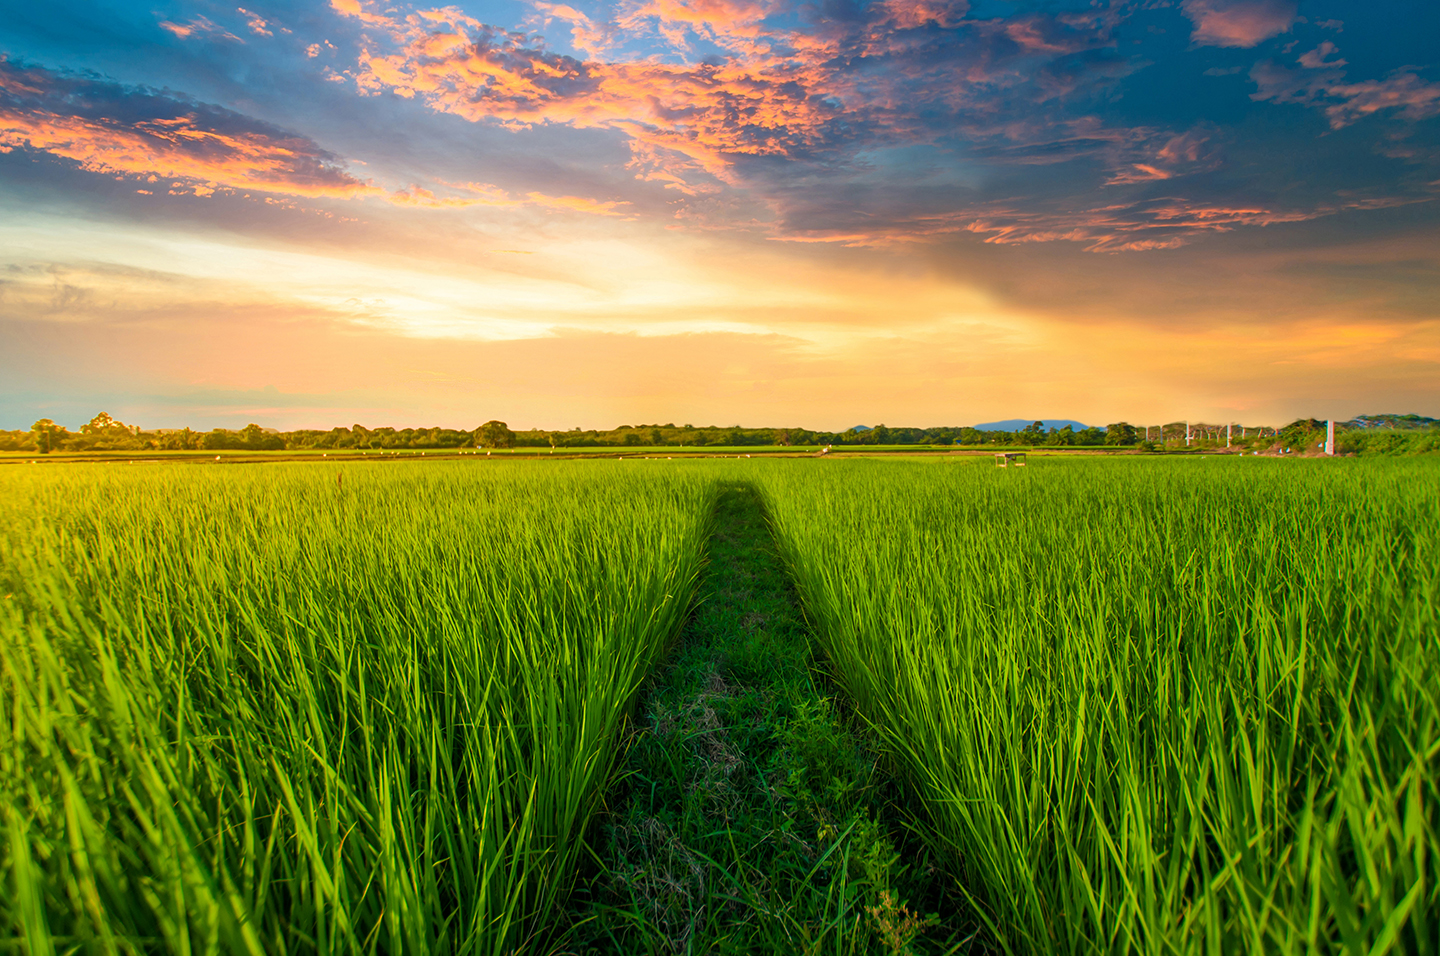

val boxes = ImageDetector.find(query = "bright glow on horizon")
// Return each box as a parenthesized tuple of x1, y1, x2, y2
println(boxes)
(1, 0, 1437, 430)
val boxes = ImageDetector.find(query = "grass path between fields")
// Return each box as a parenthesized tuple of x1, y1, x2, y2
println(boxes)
(560, 483, 978, 955)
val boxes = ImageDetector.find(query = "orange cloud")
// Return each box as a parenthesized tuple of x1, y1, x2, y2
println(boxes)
(523, 191, 630, 215)
(0, 110, 378, 198)
(330, 0, 399, 28)
(340, 4, 861, 192)
(0, 60, 380, 199)
(388, 180, 630, 215)
(531, 2, 616, 56)
(334, 0, 1142, 201)
(159, 15, 243, 42)
(237, 8, 274, 37)
(1105, 128, 1222, 184)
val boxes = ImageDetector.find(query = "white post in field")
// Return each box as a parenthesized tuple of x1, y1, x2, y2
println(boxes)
(1327, 419, 1335, 456)
(1186, 421, 1191, 446)
(1227, 423, 1232, 448)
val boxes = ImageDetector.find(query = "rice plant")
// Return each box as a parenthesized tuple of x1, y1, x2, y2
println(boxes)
(0, 461, 710, 955)
(760, 456, 1440, 955)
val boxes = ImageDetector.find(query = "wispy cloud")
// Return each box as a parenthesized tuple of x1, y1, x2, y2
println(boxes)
(388, 179, 631, 215)
(158, 14, 243, 42)
(1250, 56, 1440, 129)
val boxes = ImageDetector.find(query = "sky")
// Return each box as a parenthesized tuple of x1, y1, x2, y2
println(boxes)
(1, 0, 1437, 431)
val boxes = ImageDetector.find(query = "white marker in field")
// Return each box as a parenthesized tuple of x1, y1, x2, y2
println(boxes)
(1327, 419, 1335, 456)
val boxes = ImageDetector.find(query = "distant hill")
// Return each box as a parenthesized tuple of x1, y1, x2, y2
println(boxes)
(970, 418, 1090, 432)
(1345, 414, 1439, 430)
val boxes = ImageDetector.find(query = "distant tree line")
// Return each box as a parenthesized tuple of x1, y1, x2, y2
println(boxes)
(513, 420, 1154, 449)
(3, 413, 1434, 455)
(2, 414, 484, 454)
(0, 414, 1158, 453)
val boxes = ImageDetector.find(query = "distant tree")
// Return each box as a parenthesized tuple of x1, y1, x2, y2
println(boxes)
(1281, 419, 1324, 450)
(648, 428, 663, 446)
(1046, 425, 1075, 446)
(1105, 422, 1138, 446)
(546, 431, 564, 451)
(1021, 420, 1045, 443)
(29, 419, 67, 454)
(81, 412, 123, 436)
(76, 411, 144, 450)
(872, 424, 891, 445)
(623, 432, 642, 446)
(476, 420, 516, 449)
(159, 427, 200, 450)
(201, 429, 235, 450)
(241, 424, 284, 450)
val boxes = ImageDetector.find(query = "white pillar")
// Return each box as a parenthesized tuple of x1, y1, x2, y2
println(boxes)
(1227, 423, 1231, 447)
(1186, 421, 1191, 446)
(1326, 419, 1335, 456)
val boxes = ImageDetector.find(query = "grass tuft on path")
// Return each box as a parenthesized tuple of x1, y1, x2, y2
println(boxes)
(563, 483, 977, 955)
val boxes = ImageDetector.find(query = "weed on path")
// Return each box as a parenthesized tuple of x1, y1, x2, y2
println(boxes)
(563, 484, 978, 956)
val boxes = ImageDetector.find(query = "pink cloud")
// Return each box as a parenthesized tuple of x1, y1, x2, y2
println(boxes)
(768, 193, 1406, 253)
(872, 0, 969, 32)
(1251, 60, 1440, 129)
(1324, 73, 1440, 128)
(1181, 0, 1295, 49)
(1107, 127, 1222, 184)
(1298, 42, 1346, 69)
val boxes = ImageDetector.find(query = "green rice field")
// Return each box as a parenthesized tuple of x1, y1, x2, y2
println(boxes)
(0, 463, 708, 954)
(2, 456, 1436, 954)
(760, 457, 1439, 955)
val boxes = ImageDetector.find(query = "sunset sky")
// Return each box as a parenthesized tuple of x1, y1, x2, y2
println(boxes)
(2, 0, 1437, 431)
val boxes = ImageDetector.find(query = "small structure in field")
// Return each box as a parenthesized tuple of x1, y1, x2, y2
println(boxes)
(995, 452, 1027, 467)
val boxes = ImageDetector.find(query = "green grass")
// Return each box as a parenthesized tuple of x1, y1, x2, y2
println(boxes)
(758, 456, 1440, 955)
(565, 483, 974, 955)
(0, 461, 709, 954)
